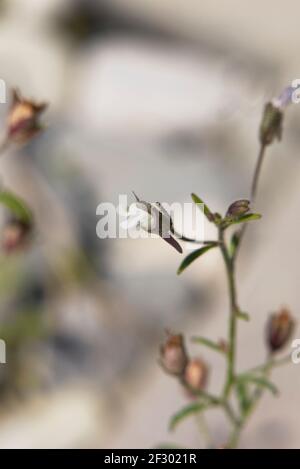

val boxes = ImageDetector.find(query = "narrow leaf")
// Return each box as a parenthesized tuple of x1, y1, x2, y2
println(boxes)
(191, 193, 214, 222)
(227, 213, 262, 227)
(192, 336, 225, 354)
(169, 402, 207, 431)
(239, 375, 278, 396)
(235, 381, 251, 415)
(177, 244, 217, 275)
(249, 377, 278, 395)
(0, 190, 33, 224)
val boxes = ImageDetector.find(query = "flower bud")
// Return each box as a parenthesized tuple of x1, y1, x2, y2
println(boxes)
(7, 89, 48, 144)
(266, 308, 295, 353)
(183, 358, 208, 391)
(259, 102, 283, 146)
(1, 219, 32, 253)
(226, 200, 250, 218)
(160, 333, 188, 376)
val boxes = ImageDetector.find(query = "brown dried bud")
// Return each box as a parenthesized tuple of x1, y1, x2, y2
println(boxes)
(160, 333, 188, 376)
(2, 219, 32, 253)
(7, 89, 48, 144)
(259, 102, 283, 146)
(266, 308, 295, 353)
(183, 358, 208, 391)
(226, 200, 250, 218)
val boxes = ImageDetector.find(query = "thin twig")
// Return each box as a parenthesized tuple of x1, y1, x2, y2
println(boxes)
(232, 144, 267, 262)
(220, 143, 269, 447)
(219, 227, 239, 398)
(251, 144, 267, 202)
(245, 353, 291, 375)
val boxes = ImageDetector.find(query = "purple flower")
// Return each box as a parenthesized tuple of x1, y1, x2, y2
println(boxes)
(272, 83, 300, 109)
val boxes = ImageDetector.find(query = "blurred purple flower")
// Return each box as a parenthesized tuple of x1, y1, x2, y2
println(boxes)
(272, 83, 300, 109)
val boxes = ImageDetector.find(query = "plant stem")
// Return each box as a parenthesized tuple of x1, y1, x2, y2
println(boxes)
(232, 144, 267, 262)
(225, 144, 269, 445)
(219, 228, 238, 398)
(223, 401, 240, 427)
(227, 356, 278, 447)
(219, 144, 268, 440)
(228, 426, 241, 449)
(246, 353, 291, 375)
(251, 144, 267, 202)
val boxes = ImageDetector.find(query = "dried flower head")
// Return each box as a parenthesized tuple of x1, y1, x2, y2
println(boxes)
(160, 332, 188, 376)
(2, 218, 32, 253)
(128, 192, 182, 253)
(226, 200, 250, 218)
(183, 358, 208, 391)
(266, 307, 295, 353)
(7, 89, 48, 144)
(259, 102, 283, 146)
(258, 85, 299, 146)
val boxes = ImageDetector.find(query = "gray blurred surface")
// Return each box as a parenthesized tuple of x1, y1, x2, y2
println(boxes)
(0, 0, 299, 449)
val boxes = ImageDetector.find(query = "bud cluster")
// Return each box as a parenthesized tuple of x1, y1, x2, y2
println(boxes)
(160, 332, 208, 393)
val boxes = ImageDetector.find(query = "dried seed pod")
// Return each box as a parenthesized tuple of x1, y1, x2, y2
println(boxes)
(259, 102, 283, 146)
(266, 308, 295, 353)
(183, 358, 208, 391)
(226, 200, 250, 218)
(160, 333, 188, 376)
(7, 89, 48, 144)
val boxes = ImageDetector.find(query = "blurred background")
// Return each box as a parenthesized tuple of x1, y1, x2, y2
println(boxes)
(0, 0, 299, 449)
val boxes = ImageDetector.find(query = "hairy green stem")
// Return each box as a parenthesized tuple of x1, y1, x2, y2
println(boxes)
(246, 353, 291, 375)
(232, 144, 267, 262)
(219, 143, 269, 447)
(228, 358, 274, 448)
(219, 228, 238, 398)
(251, 144, 267, 202)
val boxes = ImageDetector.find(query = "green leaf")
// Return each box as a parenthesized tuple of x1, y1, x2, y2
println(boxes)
(169, 402, 208, 431)
(249, 377, 278, 395)
(238, 375, 278, 396)
(0, 190, 33, 224)
(192, 336, 225, 354)
(226, 213, 262, 227)
(177, 244, 217, 275)
(229, 231, 240, 258)
(235, 381, 251, 415)
(191, 193, 214, 222)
